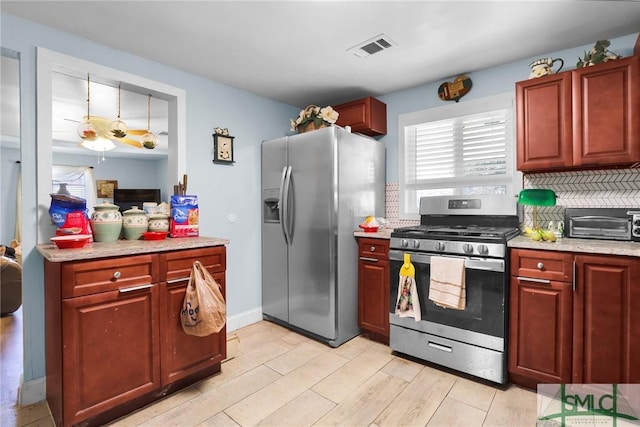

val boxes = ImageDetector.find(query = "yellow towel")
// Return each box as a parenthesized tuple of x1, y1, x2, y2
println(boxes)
(429, 256, 466, 310)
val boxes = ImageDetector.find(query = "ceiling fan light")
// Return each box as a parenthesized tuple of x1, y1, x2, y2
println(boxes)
(80, 137, 116, 152)
(141, 132, 158, 149)
(77, 121, 99, 141)
(108, 119, 128, 138)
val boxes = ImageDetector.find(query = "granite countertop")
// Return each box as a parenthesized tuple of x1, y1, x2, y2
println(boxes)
(354, 228, 394, 239)
(37, 236, 230, 262)
(352, 230, 640, 257)
(508, 235, 640, 257)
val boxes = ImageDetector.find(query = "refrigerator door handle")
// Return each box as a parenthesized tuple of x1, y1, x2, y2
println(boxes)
(282, 166, 293, 245)
(279, 166, 289, 245)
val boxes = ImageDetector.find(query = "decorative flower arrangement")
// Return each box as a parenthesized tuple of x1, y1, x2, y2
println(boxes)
(577, 40, 622, 68)
(214, 127, 230, 136)
(290, 105, 339, 132)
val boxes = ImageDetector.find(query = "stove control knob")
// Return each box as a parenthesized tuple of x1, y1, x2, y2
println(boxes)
(634, 218, 640, 226)
(477, 244, 489, 255)
(462, 243, 474, 254)
(401, 239, 409, 248)
(411, 240, 420, 249)
(435, 241, 445, 251)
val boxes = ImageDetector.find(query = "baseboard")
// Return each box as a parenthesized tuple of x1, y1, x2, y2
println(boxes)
(226, 307, 262, 332)
(14, 308, 264, 406)
(18, 374, 46, 406)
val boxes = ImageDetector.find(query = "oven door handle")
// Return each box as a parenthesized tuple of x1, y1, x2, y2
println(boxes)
(389, 250, 438, 264)
(389, 250, 504, 273)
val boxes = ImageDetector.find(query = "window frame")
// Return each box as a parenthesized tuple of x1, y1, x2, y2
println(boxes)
(398, 92, 521, 220)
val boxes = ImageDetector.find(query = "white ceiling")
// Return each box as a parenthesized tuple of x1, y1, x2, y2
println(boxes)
(2, 0, 640, 150)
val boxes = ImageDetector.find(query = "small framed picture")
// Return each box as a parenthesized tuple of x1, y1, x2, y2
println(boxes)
(96, 180, 118, 198)
(213, 134, 235, 164)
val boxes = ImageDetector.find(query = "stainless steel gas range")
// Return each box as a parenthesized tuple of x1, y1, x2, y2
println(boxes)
(389, 194, 520, 384)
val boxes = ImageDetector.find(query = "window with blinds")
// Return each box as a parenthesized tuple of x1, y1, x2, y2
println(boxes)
(399, 93, 518, 219)
(53, 175, 87, 199)
(51, 165, 97, 209)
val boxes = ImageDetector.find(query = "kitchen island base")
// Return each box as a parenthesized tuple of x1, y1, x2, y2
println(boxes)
(39, 238, 228, 427)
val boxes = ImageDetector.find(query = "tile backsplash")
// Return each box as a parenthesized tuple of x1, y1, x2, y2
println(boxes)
(385, 168, 640, 229)
(523, 169, 640, 226)
(385, 183, 420, 229)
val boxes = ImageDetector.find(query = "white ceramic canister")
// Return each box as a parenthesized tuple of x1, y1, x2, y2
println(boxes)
(147, 214, 170, 232)
(122, 206, 149, 240)
(90, 202, 123, 242)
(143, 202, 158, 216)
(156, 202, 170, 216)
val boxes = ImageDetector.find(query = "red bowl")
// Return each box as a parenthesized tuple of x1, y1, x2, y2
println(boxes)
(50, 234, 91, 249)
(359, 224, 379, 233)
(143, 231, 168, 240)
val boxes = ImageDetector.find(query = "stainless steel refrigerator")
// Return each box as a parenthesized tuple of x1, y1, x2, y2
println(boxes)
(261, 126, 385, 347)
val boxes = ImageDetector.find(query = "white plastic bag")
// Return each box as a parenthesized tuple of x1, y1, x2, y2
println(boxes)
(180, 260, 226, 336)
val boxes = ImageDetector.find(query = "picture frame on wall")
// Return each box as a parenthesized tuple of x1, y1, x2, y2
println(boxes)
(96, 180, 118, 198)
(213, 134, 235, 164)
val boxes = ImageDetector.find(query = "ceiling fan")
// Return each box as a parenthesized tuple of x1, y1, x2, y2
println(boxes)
(70, 75, 161, 150)
(75, 115, 148, 149)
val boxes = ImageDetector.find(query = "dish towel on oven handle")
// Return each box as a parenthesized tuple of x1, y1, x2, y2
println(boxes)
(428, 256, 466, 310)
(395, 253, 421, 321)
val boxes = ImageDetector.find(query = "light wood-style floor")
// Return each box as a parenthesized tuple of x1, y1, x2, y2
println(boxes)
(1, 316, 537, 426)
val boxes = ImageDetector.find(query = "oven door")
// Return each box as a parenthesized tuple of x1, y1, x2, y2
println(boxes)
(389, 249, 507, 341)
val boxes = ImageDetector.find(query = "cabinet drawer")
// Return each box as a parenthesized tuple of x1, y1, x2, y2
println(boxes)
(510, 248, 573, 282)
(358, 238, 389, 261)
(60, 254, 158, 298)
(159, 246, 226, 283)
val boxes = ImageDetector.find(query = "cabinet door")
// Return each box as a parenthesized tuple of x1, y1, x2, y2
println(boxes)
(61, 285, 160, 425)
(334, 96, 387, 136)
(358, 258, 390, 343)
(572, 56, 640, 167)
(508, 276, 573, 389)
(573, 255, 640, 383)
(160, 271, 226, 384)
(516, 72, 573, 171)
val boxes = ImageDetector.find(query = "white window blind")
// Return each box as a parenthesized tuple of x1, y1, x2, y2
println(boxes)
(399, 93, 519, 219)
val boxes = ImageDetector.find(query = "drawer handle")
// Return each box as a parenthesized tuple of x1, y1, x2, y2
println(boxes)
(370, 246, 376, 252)
(166, 277, 190, 284)
(537, 262, 544, 270)
(516, 276, 551, 284)
(118, 284, 153, 293)
(113, 271, 121, 279)
(428, 341, 452, 353)
(359, 257, 379, 263)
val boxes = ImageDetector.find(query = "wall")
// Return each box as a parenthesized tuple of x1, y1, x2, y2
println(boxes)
(1, 12, 299, 403)
(378, 32, 639, 225)
(1, 147, 20, 243)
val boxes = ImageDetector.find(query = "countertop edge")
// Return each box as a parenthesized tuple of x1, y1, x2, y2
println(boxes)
(36, 236, 230, 262)
(508, 235, 640, 257)
(354, 229, 394, 239)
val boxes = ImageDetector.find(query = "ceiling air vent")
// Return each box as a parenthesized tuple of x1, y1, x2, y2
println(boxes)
(347, 34, 397, 58)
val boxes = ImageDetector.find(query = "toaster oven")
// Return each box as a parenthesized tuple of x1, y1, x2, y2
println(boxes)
(565, 208, 640, 242)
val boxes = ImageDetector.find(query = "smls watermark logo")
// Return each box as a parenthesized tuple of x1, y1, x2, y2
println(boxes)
(537, 384, 640, 426)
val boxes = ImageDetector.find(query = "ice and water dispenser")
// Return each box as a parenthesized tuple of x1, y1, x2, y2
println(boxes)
(263, 188, 280, 223)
